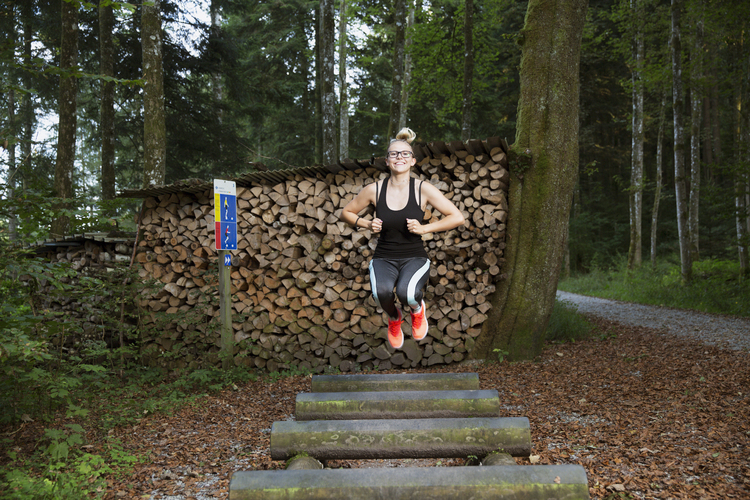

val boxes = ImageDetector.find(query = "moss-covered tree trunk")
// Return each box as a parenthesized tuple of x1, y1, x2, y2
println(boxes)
(142, 0, 166, 188)
(470, 0, 588, 361)
(51, 0, 78, 238)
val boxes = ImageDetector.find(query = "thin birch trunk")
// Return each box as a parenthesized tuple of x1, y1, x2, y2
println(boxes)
(671, 0, 692, 281)
(6, 6, 17, 242)
(736, 47, 749, 272)
(628, 0, 644, 269)
(461, 0, 474, 141)
(398, 1, 414, 131)
(314, 7, 322, 164)
(338, 0, 349, 160)
(388, 0, 407, 140)
(100, 0, 116, 201)
(319, 0, 336, 164)
(711, 81, 721, 166)
(702, 82, 712, 166)
(688, 9, 703, 263)
(211, 1, 223, 124)
(651, 95, 667, 269)
(21, 0, 33, 180)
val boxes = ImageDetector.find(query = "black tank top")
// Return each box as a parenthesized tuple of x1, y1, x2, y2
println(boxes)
(373, 177, 428, 259)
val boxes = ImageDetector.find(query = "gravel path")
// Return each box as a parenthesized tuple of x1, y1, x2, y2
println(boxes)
(556, 290, 750, 352)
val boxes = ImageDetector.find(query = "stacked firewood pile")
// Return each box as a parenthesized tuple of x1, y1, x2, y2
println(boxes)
(31, 236, 137, 346)
(135, 144, 510, 372)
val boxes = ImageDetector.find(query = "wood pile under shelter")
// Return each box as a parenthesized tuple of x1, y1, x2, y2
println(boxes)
(119, 137, 510, 372)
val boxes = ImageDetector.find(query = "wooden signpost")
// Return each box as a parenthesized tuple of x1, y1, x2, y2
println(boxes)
(214, 180, 237, 369)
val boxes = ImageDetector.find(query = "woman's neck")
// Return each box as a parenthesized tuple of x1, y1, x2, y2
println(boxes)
(389, 173, 410, 185)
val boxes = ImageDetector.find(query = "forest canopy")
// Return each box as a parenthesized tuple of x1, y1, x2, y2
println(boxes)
(0, 0, 748, 273)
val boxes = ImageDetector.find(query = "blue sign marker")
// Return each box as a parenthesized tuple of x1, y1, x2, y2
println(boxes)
(224, 254, 232, 266)
(220, 223, 237, 250)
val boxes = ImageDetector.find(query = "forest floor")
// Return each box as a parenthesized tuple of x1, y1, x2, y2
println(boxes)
(6, 299, 749, 499)
(101, 307, 749, 500)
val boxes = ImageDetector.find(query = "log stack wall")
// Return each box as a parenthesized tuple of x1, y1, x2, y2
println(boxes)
(135, 142, 510, 372)
(29, 235, 137, 348)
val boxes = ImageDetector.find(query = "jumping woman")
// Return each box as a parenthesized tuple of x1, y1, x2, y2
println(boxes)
(340, 128, 465, 349)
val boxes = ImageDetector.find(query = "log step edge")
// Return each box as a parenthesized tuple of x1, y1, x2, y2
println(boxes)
(270, 417, 531, 461)
(228, 465, 591, 500)
(295, 389, 500, 421)
(311, 372, 480, 393)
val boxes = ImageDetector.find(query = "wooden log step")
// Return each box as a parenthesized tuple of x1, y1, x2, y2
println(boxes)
(270, 417, 531, 460)
(229, 465, 590, 500)
(295, 389, 500, 421)
(310, 372, 480, 393)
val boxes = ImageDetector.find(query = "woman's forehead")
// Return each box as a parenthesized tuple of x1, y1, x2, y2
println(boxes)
(387, 140, 412, 151)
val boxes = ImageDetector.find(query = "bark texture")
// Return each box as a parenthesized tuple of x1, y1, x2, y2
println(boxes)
(651, 96, 667, 268)
(388, 0, 407, 141)
(142, 0, 166, 188)
(51, 0, 79, 238)
(461, 0, 474, 141)
(100, 1, 116, 201)
(688, 10, 703, 263)
(398, 2, 414, 131)
(470, 0, 589, 361)
(671, 0, 692, 281)
(320, 0, 336, 165)
(628, 0, 644, 269)
(338, 0, 349, 160)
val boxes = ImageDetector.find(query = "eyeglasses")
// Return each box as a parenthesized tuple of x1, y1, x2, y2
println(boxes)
(386, 151, 414, 159)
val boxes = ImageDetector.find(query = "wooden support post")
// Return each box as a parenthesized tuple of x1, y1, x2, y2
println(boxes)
(219, 249, 233, 369)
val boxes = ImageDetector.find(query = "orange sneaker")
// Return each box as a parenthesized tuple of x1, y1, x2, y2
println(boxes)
(410, 300, 428, 341)
(388, 310, 404, 349)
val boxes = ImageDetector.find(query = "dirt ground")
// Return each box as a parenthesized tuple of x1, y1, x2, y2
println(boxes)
(92, 316, 749, 499)
(4, 315, 748, 499)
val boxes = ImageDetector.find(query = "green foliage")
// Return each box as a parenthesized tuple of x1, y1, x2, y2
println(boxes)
(492, 348, 510, 363)
(545, 299, 595, 343)
(265, 364, 315, 383)
(559, 256, 750, 317)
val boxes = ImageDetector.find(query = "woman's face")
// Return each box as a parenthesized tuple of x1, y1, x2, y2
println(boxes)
(386, 141, 416, 174)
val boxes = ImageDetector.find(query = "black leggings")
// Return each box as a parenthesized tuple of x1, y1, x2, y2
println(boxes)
(368, 257, 430, 320)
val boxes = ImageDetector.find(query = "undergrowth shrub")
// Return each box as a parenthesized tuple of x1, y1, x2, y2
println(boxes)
(558, 255, 750, 317)
(545, 299, 595, 342)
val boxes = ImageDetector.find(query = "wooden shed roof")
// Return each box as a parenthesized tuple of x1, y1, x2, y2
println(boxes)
(117, 137, 508, 199)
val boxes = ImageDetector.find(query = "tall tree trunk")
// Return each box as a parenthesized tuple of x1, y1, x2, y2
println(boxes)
(702, 80, 712, 166)
(314, 6, 322, 165)
(21, 0, 33, 180)
(461, 0, 474, 141)
(299, 15, 312, 155)
(628, 0, 645, 269)
(211, 0, 223, 125)
(711, 81, 721, 166)
(51, 0, 79, 238)
(210, 0, 224, 159)
(100, 0, 116, 201)
(651, 95, 667, 269)
(470, 0, 589, 361)
(735, 46, 749, 272)
(142, 0, 166, 187)
(338, 0, 349, 160)
(688, 9, 703, 263)
(319, 0, 336, 164)
(398, 1, 414, 131)
(388, 0, 407, 140)
(5, 4, 18, 242)
(671, 0, 691, 281)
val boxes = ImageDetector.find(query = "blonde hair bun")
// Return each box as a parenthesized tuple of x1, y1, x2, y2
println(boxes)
(393, 127, 416, 144)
